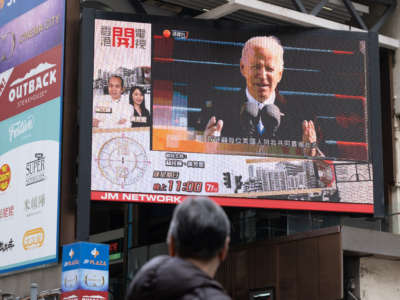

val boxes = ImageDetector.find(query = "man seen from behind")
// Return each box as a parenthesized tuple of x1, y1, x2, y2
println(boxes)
(126, 197, 231, 300)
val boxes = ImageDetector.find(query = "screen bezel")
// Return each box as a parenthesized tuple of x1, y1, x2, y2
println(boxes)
(77, 8, 384, 217)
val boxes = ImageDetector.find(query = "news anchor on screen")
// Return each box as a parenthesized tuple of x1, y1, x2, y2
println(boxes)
(129, 86, 151, 127)
(93, 75, 133, 129)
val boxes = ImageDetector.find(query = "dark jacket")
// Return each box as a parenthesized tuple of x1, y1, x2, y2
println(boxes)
(211, 90, 303, 141)
(126, 255, 231, 300)
(239, 90, 290, 139)
(131, 107, 151, 127)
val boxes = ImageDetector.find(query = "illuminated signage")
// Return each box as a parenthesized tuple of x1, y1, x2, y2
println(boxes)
(61, 291, 108, 300)
(61, 242, 109, 293)
(82, 14, 383, 214)
(0, 0, 63, 73)
(0, 0, 65, 275)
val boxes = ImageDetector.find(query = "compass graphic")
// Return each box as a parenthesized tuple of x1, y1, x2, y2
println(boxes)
(96, 136, 150, 188)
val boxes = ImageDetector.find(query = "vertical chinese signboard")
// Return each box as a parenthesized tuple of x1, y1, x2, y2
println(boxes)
(0, 0, 65, 274)
(61, 242, 109, 300)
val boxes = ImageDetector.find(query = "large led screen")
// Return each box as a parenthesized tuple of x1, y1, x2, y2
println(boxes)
(84, 13, 383, 214)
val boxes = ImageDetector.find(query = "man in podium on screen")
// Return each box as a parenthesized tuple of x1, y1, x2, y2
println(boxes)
(204, 36, 322, 157)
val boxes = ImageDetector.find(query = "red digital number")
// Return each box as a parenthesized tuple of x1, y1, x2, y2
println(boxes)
(205, 182, 219, 193)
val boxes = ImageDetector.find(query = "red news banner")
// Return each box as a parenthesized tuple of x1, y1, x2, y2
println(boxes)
(91, 191, 373, 213)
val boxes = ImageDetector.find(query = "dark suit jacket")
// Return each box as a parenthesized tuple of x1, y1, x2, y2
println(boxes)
(219, 91, 304, 142)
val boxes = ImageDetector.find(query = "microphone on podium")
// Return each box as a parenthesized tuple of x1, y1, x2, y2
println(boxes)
(260, 104, 283, 137)
(240, 102, 260, 136)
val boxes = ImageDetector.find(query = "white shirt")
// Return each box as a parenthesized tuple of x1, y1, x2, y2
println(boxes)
(246, 88, 276, 109)
(246, 89, 276, 133)
(93, 95, 133, 129)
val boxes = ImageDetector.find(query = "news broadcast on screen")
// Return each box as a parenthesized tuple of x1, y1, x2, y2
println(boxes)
(86, 15, 382, 214)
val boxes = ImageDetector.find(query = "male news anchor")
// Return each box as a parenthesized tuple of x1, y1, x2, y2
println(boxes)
(93, 75, 133, 129)
(204, 36, 321, 156)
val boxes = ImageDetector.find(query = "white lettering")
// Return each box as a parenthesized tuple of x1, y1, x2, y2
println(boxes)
(8, 89, 15, 102)
(106, 193, 183, 204)
(9, 115, 34, 142)
(174, 196, 182, 203)
(7, 0, 16, 8)
(36, 76, 42, 90)
(100, 193, 119, 200)
(147, 194, 157, 202)
(23, 81, 28, 95)
(82, 296, 105, 300)
(28, 79, 35, 94)
(8, 68, 57, 103)
(43, 73, 49, 87)
(122, 193, 131, 201)
(16, 85, 22, 98)
(50, 70, 56, 84)
(108, 193, 119, 200)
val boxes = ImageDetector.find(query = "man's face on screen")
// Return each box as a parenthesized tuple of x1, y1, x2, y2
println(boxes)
(108, 76, 123, 101)
(240, 45, 283, 103)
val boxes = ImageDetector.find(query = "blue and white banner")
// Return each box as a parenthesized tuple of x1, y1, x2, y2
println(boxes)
(61, 242, 110, 292)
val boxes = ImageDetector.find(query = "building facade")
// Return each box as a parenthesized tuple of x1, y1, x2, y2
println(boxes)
(1, 1, 400, 299)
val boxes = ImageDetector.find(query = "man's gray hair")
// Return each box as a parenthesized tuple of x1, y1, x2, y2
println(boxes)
(167, 197, 230, 260)
(241, 36, 284, 72)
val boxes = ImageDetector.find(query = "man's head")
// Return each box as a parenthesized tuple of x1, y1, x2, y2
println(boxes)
(240, 36, 284, 103)
(167, 197, 230, 262)
(108, 75, 124, 101)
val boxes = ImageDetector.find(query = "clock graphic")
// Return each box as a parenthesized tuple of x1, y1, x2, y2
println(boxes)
(96, 136, 150, 188)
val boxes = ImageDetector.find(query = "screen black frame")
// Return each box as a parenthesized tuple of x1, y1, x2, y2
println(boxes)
(77, 8, 385, 235)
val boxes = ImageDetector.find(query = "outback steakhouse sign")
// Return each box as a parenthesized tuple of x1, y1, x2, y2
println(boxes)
(0, 45, 62, 122)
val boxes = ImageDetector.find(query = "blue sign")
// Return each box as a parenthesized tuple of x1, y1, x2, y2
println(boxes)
(0, 0, 46, 27)
(61, 242, 109, 292)
(62, 242, 109, 271)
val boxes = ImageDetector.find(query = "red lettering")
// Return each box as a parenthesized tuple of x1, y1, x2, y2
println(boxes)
(112, 27, 123, 47)
(112, 26, 134, 48)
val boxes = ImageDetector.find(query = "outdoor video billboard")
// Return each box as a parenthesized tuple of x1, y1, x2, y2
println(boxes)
(0, 0, 65, 274)
(80, 11, 383, 214)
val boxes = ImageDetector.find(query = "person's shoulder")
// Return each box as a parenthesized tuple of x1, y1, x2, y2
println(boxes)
(130, 255, 170, 282)
(180, 286, 231, 300)
(126, 255, 170, 299)
(94, 95, 111, 104)
(202, 288, 231, 300)
(120, 94, 131, 104)
(140, 255, 169, 272)
(179, 277, 231, 300)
